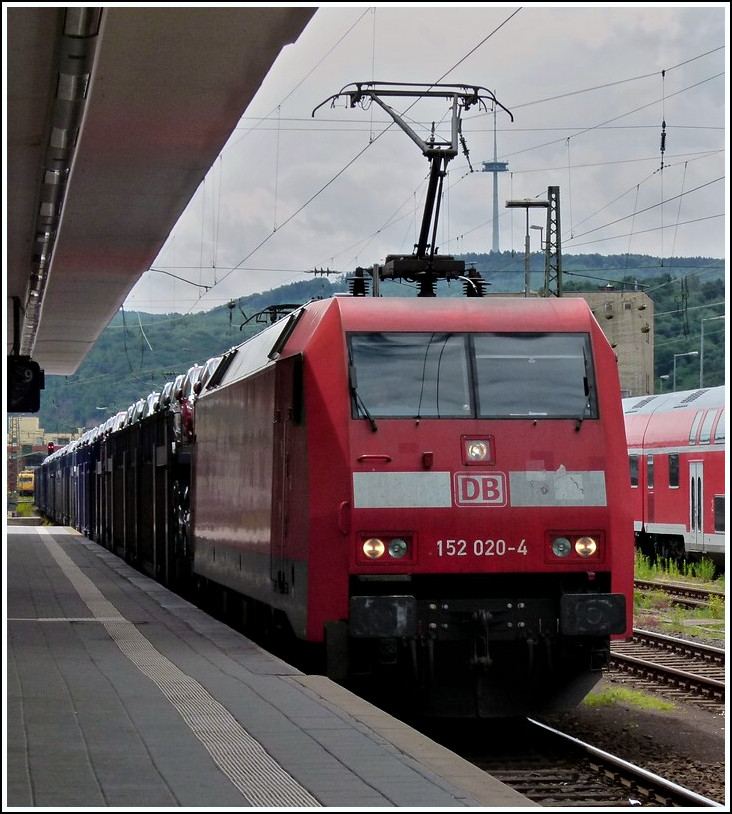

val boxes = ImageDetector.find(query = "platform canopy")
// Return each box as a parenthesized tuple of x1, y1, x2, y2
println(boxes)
(6, 6, 315, 375)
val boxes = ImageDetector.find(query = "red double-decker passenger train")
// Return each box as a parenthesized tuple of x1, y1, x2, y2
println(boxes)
(37, 294, 635, 718)
(624, 386, 726, 568)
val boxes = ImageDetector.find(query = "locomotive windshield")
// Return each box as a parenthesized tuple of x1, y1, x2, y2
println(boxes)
(348, 331, 597, 420)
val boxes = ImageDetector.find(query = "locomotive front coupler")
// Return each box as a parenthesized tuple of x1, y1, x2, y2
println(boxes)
(417, 597, 556, 645)
(472, 608, 493, 667)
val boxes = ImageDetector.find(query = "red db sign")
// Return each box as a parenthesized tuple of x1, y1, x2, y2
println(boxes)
(454, 473, 506, 506)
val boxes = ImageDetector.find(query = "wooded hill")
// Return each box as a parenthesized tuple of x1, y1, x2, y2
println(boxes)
(36, 253, 725, 433)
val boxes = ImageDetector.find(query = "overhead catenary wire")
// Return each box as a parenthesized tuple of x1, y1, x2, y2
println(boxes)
(659, 69, 667, 265)
(136, 12, 722, 315)
(188, 7, 525, 310)
(669, 161, 689, 262)
(314, 61, 722, 271)
(492, 71, 723, 161)
(624, 185, 641, 272)
(215, 49, 721, 292)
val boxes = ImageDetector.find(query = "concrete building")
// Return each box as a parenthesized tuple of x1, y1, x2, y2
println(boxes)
(569, 289, 655, 398)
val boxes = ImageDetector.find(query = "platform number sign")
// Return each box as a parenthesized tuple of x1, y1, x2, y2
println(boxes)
(7, 355, 44, 413)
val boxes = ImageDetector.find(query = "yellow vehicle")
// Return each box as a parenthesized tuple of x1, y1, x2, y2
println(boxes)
(17, 469, 35, 496)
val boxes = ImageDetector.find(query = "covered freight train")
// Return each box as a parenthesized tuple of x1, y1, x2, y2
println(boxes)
(38, 294, 634, 718)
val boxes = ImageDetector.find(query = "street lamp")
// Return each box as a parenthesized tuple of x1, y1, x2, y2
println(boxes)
(700, 315, 725, 387)
(673, 351, 699, 391)
(506, 198, 550, 297)
(530, 224, 544, 248)
(658, 374, 670, 392)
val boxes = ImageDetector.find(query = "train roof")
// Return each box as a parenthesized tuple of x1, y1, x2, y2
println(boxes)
(317, 294, 599, 332)
(623, 385, 727, 416)
(203, 295, 607, 393)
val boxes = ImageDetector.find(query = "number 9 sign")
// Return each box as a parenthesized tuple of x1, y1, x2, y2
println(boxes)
(7, 355, 44, 413)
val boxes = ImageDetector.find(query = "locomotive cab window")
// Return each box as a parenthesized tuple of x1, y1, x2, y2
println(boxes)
(473, 333, 596, 419)
(348, 333, 471, 418)
(347, 331, 596, 421)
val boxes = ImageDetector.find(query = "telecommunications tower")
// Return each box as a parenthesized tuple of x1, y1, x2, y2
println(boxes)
(481, 102, 508, 253)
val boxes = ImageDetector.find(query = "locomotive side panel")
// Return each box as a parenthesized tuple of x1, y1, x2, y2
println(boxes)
(193, 369, 277, 596)
(590, 319, 636, 609)
(191, 359, 312, 639)
(269, 353, 312, 633)
(298, 304, 357, 641)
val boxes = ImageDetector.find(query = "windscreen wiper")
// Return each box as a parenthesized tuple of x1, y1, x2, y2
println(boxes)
(576, 347, 592, 431)
(349, 364, 377, 432)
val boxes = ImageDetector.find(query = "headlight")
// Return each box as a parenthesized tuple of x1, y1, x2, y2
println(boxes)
(363, 538, 385, 559)
(462, 435, 494, 464)
(552, 536, 572, 557)
(388, 538, 408, 558)
(548, 533, 602, 562)
(360, 536, 412, 562)
(575, 536, 598, 557)
(467, 440, 489, 460)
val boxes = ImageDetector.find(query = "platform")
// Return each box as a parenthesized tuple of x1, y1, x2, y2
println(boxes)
(4, 523, 535, 808)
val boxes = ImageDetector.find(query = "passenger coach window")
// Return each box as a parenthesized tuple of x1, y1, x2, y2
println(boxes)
(668, 453, 679, 488)
(629, 454, 639, 487)
(714, 496, 725, 532)
(647, 455, 654, 489)
(714, 410, 725, 442)
(689, 411, 703, 444)
(473, 333, 597, 419)
(699, 410, 716, 444)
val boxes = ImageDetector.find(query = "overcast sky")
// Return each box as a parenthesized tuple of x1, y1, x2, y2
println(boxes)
(124, 3, 728, 315)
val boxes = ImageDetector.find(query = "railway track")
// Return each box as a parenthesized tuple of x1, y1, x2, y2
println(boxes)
(413, 627, 726, 806)
(419, 716, 723, 807)
(634, 578, 725, 609)
(610, 628, 725, 711)
(201, 581, 727, 806)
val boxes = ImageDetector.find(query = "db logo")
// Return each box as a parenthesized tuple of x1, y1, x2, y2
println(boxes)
(454, 472, 507, 506)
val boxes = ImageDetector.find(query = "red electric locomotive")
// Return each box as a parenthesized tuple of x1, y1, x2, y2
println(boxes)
(624, 386, 726, 567)
(189, 295, 634, 717)
(36, 82, 635, 718)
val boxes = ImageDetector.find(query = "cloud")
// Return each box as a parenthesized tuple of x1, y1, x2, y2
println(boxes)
(124, 4, 727, 314)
